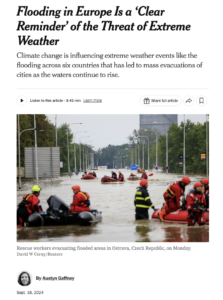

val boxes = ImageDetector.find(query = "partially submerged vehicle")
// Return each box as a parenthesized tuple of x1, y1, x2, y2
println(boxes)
(27, 195, 102, 227)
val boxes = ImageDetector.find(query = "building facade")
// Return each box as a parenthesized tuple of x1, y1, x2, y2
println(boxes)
(140, 114, 178, 135)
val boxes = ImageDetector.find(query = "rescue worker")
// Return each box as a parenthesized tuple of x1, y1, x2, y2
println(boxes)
(129, 172, 136, 177)
(111, 171, 117, 179)
(70, 185, 91, 213)
(158, 176, 191, 222)
(82, 171, 87, 177)
(141, 170, 148, 180)
(186, 182, 207, 226)
(201, 178, 209, 196)
(118, 171, 124, 181)
(17, 185, 43, 227)
(185, 178, 209, 209)
(201, 178, 209, 208)
(92, 171, 97, 177)
(134, 180, 157, 220)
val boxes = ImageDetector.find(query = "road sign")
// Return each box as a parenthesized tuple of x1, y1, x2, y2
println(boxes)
(68, 171, 73, 178)
(179, 154, 183, 167)
(201, 154, 206, 161)
(42, 172, 48, 179)
(165, 166, 169, 170)
(155, 167, 158, 170)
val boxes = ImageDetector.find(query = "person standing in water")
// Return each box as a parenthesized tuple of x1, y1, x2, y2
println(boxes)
(134, 180, 157, 220)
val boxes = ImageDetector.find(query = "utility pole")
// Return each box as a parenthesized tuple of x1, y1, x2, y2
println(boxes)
(74, 130, 86, 172)
(34, 114, 38, 184)
(67, 129, 70, 173)
(148, 135, 149, 170)
(206, 114, 209, 177)
(143, 142, 144, 169)
(166, 124, 168, 174)
(55, 114, 57, 147)
(156, 131, 158, 169)
(79, 143, 81, 171)
(18, 115, 21, 189)
(135, 147, 137, 165)
(183, 115, 186, 176)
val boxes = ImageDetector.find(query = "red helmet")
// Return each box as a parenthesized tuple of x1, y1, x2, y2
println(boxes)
(194, 182, 203, 189)
(201, 178, 209, 185)
(182, 176, 191, 184)
(72, 185, 80, 192)
(140, 180, 148, 187)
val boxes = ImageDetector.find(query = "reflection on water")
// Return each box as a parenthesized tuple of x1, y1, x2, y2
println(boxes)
(17, 170, 209, 242)
(135, 224, 151, 242)
(161, 225, 209, 242)
(17, 225, 100, 242)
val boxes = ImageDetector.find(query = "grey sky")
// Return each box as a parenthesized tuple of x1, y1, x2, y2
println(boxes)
(47, 114, 207, 150)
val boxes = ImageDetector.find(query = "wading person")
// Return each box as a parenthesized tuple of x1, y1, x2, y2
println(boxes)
(18, 272, 31, 286)
(186, 182, 207, 226)
(17, 185, 42, 227)
(134, 180, 157, 220)
(158, 176, 191, 222)
(70, 185, 91, 213)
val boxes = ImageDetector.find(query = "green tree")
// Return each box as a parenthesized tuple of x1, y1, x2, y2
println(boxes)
(17, 114, 55, 167)
(157, 120, 209, 174)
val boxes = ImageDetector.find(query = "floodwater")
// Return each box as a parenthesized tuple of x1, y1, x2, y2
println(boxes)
(17, 170, 209, 242)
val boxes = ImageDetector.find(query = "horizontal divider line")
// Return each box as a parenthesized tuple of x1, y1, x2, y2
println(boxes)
(17, 88, 209, 90)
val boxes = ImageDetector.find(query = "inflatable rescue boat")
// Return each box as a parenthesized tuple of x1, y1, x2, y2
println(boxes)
(152, 209, 209, 225)
(127, 175, 140, 181)
(27, 195, 102, 227)
(81, 174, 96, 180)
(101, 176, 124, 183)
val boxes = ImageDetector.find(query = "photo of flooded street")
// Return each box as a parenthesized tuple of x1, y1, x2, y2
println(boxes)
(17, 114, 209, 242)
(17, 170, 209, 242)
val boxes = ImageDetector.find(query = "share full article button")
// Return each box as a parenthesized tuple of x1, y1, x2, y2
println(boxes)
(140, 96, 181, 106)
